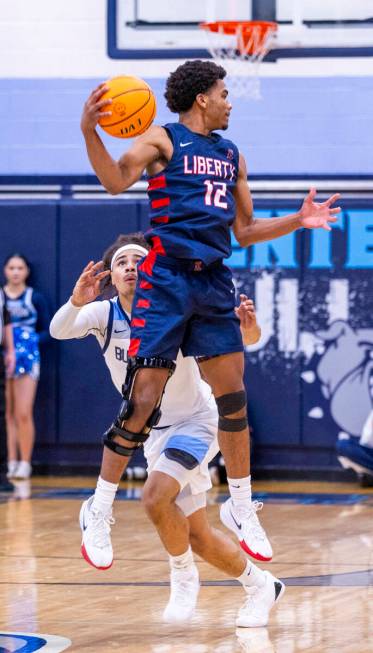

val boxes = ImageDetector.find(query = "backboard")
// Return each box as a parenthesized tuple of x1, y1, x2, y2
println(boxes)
(107, 0, 373, 59)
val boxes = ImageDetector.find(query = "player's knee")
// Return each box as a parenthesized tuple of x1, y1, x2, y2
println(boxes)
(142, 478, 174, 520)
(129, 391, 159, 426)
(215, 389, 248, 432)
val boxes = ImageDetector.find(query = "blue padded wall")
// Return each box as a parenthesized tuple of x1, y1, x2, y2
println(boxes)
(0, 198, 371, 474)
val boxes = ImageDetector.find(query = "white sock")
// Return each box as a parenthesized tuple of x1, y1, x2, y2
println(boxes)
(91, 476, 118, 514)
(228, 475, 252, 508)
(169, 546, 195, 572)
(237, 559, 265, 588)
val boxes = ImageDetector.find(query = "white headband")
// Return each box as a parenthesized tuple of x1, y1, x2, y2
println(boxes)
(110, 244, 148, 270)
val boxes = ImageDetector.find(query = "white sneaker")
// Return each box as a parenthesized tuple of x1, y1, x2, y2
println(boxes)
(6, 460, 19, 479)
(12, 479, 31, 500)
(13, 461, 32, 480)
(79, 496, 114, 570)
(220, 498, 273, 561)
(162, 565, 200, 623)
(236, 571, 285, 628)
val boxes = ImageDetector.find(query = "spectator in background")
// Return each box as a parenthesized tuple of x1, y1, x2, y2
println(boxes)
(2, 254, 50, 480)
(0, 288, 15, 489)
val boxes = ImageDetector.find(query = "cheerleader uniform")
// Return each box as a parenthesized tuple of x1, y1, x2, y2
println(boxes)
(4, 287, 50, 380)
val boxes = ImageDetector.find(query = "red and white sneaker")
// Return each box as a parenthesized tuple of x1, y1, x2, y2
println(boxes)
(236, 571, 285, 628)
(79, 496, 114, 570)
(220, 498, 273, 561)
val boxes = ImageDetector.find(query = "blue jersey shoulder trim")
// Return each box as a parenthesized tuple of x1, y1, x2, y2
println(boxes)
(102, 301, 114, 355)
(115, 297, 131, 326)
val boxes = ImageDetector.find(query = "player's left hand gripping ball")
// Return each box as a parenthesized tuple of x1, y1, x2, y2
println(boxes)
(98, 75, 157, 138)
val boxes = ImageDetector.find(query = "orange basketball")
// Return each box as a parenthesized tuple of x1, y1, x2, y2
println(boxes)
(98, 75, 156, 139)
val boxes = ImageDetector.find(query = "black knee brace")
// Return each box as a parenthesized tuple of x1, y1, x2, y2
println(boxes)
(103, 356, 176, 457)
(216, 390, 248, 432)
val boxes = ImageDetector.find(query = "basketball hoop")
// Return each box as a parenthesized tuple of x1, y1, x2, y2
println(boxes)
(200, 20, 277, 100)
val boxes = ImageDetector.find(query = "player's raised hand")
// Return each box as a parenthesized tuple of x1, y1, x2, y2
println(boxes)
(71, 261, 110, 307)
(235, 295, 256, 329)
(299, 187, 341, 231)
(80, 83, 112, 133)
(235, 294, 261, 345)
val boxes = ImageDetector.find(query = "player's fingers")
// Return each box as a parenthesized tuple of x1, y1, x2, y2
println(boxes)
(95, 270, 111, 280)
(97, 98, 112, 109)
(239, 293, 248, 301)
(92, 84, 110, 99)
(91, 260, 104, 270)
(324, 193, 341, 207)
(322, 223, 332, 231)
(329, 207, 341, 215)
(307, 187, 317, 201)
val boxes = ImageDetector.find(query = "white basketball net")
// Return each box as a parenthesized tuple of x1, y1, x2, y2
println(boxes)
(202, 22, 277, 100)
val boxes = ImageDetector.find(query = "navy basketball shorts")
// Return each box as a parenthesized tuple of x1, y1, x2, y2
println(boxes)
(128, 253, 243, 360)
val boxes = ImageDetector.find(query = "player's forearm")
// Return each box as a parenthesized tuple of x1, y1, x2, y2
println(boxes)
(82, 128, 128, 194)
(236, 213, 302, 247)
(50, 300, 90, 340)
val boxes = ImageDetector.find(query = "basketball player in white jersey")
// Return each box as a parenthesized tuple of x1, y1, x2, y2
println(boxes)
(50, 234, 284, 628)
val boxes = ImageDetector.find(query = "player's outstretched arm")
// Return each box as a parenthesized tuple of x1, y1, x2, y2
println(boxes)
(235, 294, 261, 346)
(81, 84, 168, 194)
(232, 155, 341, 247)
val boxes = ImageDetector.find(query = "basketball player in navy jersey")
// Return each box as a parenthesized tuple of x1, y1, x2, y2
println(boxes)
(81, 60, 341, 560)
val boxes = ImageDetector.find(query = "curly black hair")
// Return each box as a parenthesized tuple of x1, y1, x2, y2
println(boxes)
(101, 232, 149, 295)
(165, 60, 226, 113)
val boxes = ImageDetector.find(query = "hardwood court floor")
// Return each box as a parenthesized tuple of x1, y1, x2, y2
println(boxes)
(0, 478, 372, 653)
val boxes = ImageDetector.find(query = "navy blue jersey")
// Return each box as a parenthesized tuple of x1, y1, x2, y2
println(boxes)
(146, 123, 239, 265)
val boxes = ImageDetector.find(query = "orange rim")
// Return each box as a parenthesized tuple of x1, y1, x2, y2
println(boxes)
(200, 20, 277, 55)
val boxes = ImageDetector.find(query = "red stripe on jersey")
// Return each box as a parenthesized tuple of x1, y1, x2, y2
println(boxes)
(151, 197, 170, 209)
(138, 236, 165, 276)
(140, 280, 153, 289)
(151, 236, 166, 255)
(128, 338, 141, 357)
(152, 215, 169, 224)
(136, 299, 150, 308)
(148, 175, 166, 191)
(139, 250, 156, 276)
(131, 318, 146, 328)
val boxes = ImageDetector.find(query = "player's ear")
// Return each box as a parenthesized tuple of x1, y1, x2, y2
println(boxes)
(196, 93, 208, 110)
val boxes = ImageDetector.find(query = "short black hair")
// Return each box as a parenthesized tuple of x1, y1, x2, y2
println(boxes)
(165, 60, 226, 113)
(101, 232, 149, 293)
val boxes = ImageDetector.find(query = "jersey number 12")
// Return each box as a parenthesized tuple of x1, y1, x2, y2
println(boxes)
(204, 181, 228, 209)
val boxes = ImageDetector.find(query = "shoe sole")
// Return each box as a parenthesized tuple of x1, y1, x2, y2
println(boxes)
(80, 543, 113, 571)
(79, 500, 113, 571)
(220, 502, 273, 562)
(236, 581, 285, 628)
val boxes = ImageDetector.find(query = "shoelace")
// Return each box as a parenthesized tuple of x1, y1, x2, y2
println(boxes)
(89, 510, 115, 549)
(236, 501, 266, 541)
(170, 573, 198, 607)
(241, 584, 262, 614)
